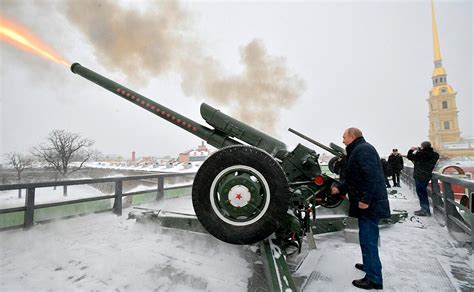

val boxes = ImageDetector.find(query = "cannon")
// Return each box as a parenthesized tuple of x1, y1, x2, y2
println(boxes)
(71, 63, 344, 247)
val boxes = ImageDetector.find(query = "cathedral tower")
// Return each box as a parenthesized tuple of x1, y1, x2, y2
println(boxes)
(427, 0, 461, 150)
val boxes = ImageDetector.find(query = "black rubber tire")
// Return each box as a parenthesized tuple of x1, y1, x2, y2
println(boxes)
(192, 145, 289, 245)
(328, 156, 339, 174)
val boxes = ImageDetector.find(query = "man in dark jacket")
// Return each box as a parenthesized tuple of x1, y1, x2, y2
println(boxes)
(406, 141, 439, 216)
(381, 158, 392, 188)
(332, 128, 391, 290)
(388, 149, 404, 187)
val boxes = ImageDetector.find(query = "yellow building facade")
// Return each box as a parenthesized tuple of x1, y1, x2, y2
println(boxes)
(428, 1, 474, 158)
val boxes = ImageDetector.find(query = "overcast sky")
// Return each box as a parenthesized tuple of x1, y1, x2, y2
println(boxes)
(0, 0, 472, 160)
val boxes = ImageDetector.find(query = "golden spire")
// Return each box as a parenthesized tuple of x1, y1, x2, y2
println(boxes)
(431, 0, 442, 62)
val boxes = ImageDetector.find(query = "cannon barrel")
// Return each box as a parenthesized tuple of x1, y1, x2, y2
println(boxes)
(288, 128, 345, 157)
(200, 104, 287, 156)
(71, 63, 239, 149)
(71, 63, 287, 156)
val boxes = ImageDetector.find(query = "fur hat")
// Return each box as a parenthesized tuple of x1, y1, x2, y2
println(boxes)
(421, 141, 431, 148)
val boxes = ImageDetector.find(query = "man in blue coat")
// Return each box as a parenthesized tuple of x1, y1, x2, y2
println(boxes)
(406, 141, 439, 216)
(332, 127, 391, 290)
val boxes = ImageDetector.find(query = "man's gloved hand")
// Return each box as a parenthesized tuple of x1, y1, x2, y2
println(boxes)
(331, 187, 347, 200)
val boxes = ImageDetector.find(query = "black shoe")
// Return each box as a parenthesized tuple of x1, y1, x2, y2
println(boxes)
(352, 277, 383, 290)
(414, 209, 431, 217)
(355, 263, 364, 271)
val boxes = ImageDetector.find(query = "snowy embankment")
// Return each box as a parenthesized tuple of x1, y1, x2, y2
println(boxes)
(85, 161, 202, 174)
(0, 182, 189, 209)
(0, 185, 104, 209)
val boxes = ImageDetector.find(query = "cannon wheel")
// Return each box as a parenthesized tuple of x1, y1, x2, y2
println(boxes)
(192, 145, 289, 245)
(328, 156, 339, 174)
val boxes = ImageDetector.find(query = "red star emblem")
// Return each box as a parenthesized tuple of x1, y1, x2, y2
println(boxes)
(235, 193, 242, 200)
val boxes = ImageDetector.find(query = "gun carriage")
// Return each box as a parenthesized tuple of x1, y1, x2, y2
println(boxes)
(71, 63, 346, 249)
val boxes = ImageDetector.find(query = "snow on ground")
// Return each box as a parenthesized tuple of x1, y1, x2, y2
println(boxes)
(297, 182, 473, 291)
(0, 182, 192, 209)
(141, 195, 195, 215)
(126, 181, 192, 194)
(0, 197, 251, 292)
(85, 161, 202, 174)
(0, 183, 472, 291)
(0, 185, 104, 209)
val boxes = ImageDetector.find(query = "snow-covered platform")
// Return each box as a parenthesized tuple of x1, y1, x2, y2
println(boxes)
(296, 183, 473, 291)
(1, 184, 472, 291)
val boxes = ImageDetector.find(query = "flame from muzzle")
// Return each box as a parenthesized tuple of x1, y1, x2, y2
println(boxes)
(0, 15, 69, 67)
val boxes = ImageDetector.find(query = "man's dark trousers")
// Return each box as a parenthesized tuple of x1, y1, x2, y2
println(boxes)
(392, 171, 400, 186)
(358, 215, 383, 285)
(415, 179, 430, 213)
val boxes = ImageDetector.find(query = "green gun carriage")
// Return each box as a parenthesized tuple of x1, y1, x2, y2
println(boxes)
(71, 63, 346, 249)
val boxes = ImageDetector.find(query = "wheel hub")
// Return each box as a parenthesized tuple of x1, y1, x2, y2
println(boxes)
(228, 185, 251, 207)
(210, 165, 270, 226)
(192, 145, 289, 244)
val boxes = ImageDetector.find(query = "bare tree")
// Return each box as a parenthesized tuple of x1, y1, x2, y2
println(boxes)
(33, 130, 94, 196)
(5, 153, 31, 198)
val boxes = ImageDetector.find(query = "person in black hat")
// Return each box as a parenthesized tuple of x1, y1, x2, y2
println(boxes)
(406, 141, 439, 216)
(388, 149, 404, 187)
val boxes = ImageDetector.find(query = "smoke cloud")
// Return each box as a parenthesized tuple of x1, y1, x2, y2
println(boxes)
(65, 0, 305, 133)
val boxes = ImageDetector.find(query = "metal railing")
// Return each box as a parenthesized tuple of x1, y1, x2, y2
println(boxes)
(401, 166, 473, 251)
(0, 172, 194, 230)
